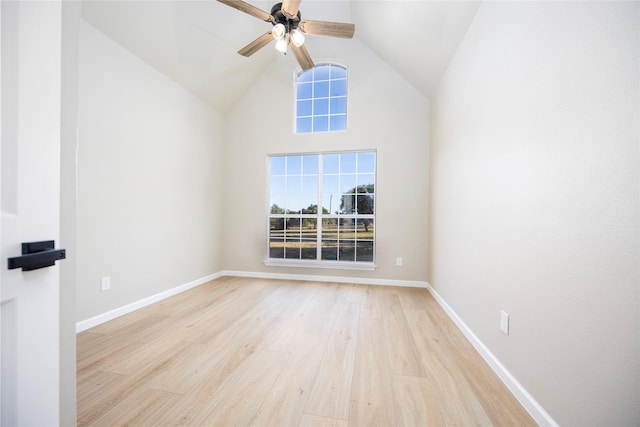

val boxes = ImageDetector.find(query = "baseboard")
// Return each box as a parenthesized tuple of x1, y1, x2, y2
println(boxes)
(222, 270, 428, 289)
(426, 283, 558, 427)
(75, 272, 223, 333)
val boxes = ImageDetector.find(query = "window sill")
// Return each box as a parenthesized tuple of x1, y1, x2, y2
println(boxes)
(263, 259, 376, 271)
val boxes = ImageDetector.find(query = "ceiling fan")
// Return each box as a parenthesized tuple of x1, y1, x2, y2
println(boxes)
(217, 0, 355, 71)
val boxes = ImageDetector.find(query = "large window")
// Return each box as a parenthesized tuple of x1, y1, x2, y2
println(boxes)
(296, 64, 347, 133)
(268, 151, 375, 267)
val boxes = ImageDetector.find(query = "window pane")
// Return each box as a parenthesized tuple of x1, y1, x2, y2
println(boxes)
(330, 66, 346, 79)
(358, 152, 375, 173)
(302, 175, 317, 195)
(313, 116, 328, 132)
(355, 241, 373, 262)
(285, 242, 301, 259)
(301, 218, 317, 235)
(301, 243, 317, 260)
(338, 240, 355, 261)
(286, 175, 301, 193)
(298, 69, 313, 82)
(322, 218, 339, 237)
(321, 242, 337, 261)
(270, 196, 287, 213)
(340, 219, 356, 238)
(330, 79, 347, 96)
(314, 81, 329, 98)
(340, 174, 356, 193)
(323, 154, 339, 174)
(329, 114, 346, 131)
(287, 197, 310, 213)
(297, 100, 312, 116)
(330, 97, 346, 114)
(270, 217, 284, 230)
(297, 117, 312, 133)
(271, 175, 285, 193)
(357, 173, 375, 188)
(340, 153, 357, 173)
(313, 98, 329, 115)
(269, 239, 284, 258)
(321, 195, 337, 214)
(355, 194, 374, 215)
(302, 155, 318, 174)
(271, 156, 286, 175)
(355, 219, 374, 237)
(322, 174, 339, 195)
(314, 65, 331, 81)
(297, 82, 312, 99)
(340, 194, 355, 214)
(287, 156, 302, 174)
(284, 217, 301, 236)
(301, 195, 317, 213)
(299, 200, 316, 214)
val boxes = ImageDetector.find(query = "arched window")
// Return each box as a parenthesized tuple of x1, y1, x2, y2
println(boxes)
(295, 63, 347, 133)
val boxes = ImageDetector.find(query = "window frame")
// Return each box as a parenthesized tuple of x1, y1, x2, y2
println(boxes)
(265, 150, 376, 270)
(294, 62, 348, 134)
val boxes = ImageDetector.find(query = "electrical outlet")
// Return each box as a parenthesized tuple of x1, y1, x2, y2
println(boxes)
(101, 276, 111, 292)
(500, 310, 509, 335)
(396, 257, 403, 266)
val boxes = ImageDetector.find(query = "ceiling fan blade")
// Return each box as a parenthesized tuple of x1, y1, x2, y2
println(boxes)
(281, 0, 301, 19)
(238, 32, 274, 57)
(290, 42, 314, 71)
(299, 20, 355, 39)
(217, 0, 274, 22)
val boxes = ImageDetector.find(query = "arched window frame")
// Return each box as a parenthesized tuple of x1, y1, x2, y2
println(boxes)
(294, 62, 348, 133)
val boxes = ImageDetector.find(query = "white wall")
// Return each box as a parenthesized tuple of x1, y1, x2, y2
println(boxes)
(429, 2, 639, 425)
(223, 37, 430, 282)
(76, 21, 224, 321)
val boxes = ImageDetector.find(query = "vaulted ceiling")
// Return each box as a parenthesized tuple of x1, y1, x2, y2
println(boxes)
(81, 1, 481, 112)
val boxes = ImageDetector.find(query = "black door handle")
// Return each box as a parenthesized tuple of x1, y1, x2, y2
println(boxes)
(8, 240, 66, 271)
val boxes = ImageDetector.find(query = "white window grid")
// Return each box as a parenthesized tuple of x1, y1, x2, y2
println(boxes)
(267, 152, 375, 263)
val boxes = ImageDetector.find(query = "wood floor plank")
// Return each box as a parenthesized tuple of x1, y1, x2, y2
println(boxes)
(359, 285, 384, 319)
(450, 346, 536, 426)
(300, 413, 348, 427)
(77, 338, 202, 425)
(190, 349, 290, 426)
(392, 375, 448, 426)
(91, 387, 182, 427)
(304, 301, 359, 420)
(348, 317, 397, 426)
(258, 282, 320, 353)
(76, 370, 127, 419)
(95, 312, 175, 344)
(252, 332, 329, 426)
(403, 308, 494, 425)
(381, 292, 426, 377)
(76, 333, 141, 380)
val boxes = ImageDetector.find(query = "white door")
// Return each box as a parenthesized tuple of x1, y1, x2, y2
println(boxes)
(1, 2, 63, 425)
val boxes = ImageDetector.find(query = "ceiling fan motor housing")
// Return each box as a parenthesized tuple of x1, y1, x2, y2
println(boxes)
(270, 2, 301, 30)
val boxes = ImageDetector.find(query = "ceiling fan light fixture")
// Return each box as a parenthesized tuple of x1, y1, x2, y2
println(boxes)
(272, 23, 286, 40)
(275, 36, 288, 53)
(290, 29, 305, 47)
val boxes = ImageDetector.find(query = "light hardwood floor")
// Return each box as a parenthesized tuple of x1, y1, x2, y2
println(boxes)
(77, 276, 536, 426)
